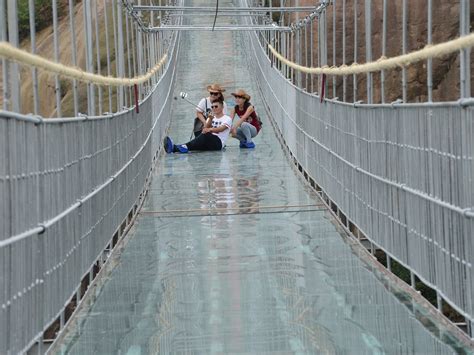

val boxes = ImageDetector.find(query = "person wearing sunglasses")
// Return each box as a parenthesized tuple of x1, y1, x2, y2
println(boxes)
(230, 89, 261, 148)
(164, 98, 232, 153)
(193, 83, 228, 138)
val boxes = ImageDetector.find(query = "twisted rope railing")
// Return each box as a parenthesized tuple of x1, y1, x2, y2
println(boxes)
(269, 32, 474, 75)
(0, 41, 168, 86)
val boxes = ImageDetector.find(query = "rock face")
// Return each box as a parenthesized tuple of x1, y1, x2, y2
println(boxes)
(17, 1, 105, 117)
(293, 0, 473, 103)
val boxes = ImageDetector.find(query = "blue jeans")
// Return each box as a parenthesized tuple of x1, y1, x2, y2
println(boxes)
(235, 122, 257, 143)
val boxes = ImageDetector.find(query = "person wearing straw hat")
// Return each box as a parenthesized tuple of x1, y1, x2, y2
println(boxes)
(193, 84, 228, 138)
(230, 89, 261, 148)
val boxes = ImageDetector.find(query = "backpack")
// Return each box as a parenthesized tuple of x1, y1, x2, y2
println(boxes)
(193, 98, 210, 133)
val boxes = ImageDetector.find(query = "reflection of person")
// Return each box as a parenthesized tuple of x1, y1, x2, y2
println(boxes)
(200, 153, 233, 210)
(193, 84, 228, 137)
(230, 89, 261, 149)
(235, 175, 259, 214)
(165, 98, 232, 153)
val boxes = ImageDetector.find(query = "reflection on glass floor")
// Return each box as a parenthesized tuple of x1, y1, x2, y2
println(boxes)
(59, 146, 471, 354)
(58, 1, 472, 354)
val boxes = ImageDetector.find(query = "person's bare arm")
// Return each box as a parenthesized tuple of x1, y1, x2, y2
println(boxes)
(203, 124, 229, 134)
(196, 110, 207, 125)
(204, 113, 215, 128)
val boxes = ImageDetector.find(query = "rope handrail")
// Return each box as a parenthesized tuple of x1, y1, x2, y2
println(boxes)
(268, 32, 474, 75)
(0, 42, 167, 87)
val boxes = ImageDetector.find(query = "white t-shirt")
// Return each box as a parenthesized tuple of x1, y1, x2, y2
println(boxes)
(197, 97, 229, 116)
(211, 114, 232, 147)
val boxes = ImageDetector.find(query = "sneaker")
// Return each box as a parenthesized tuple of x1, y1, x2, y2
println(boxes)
(244, 141, 255, 149)
(164, 136, 174, 153)
(176, 144, 189, 153)
(239, 141, 246, 148)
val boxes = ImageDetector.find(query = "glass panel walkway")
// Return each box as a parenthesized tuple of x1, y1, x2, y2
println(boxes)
(57, 2, 471, 354)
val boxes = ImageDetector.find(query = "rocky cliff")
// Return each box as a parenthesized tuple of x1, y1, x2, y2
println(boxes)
(295, 0, 474, 103)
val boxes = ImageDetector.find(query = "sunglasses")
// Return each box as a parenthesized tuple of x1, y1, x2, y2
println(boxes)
(210, 92, 220, 96)
(211, 105, 220, 109)
(234, 95, 244, 99)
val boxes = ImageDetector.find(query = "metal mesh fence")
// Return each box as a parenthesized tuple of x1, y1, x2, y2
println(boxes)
(0, 29, 179, 355)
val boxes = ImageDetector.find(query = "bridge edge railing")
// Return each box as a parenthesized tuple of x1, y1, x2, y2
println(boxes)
(0, 28, 179, 355)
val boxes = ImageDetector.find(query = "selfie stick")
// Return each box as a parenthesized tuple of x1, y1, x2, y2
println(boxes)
(173, 92, 203, 111)
(174, 92, 211, 140)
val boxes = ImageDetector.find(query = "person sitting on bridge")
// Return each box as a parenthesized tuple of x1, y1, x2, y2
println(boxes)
(193, 84, 228, 137)
(164, 98, 232, 153)
(230, 89, 261, 149)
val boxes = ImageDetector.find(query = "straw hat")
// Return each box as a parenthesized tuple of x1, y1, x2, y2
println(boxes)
(206, 83, 226, 93)
(231, 89, 251, 101)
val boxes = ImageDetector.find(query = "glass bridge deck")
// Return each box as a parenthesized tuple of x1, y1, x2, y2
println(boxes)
(57, 1, 472, 354)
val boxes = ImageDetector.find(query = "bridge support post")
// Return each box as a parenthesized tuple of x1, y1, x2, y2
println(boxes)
(36, 335, 43, 355)
(282, 32, 287, 78)
(467, 318, 473, 339)
(60, 309, 65, 331)
(365, 0, 372, 104)
(52, 0, 62, 117)
(459, 0, 470, 98)
(6, 0, 21, 112)
(427, 0, 433, 101)
(353, 0, 357, 101)
(380, 0, 387, 103)
(321, 5, 327, 94)
(67, 0, 79, 116)
(93, 0, 103, 114)
(135, 0, 143, 104)
(402, 0, 407, 102)
(436, 292, 442, 312)
(310, 16, 315, 93)
(83, 0, 95, 116)
(295, 26, 301, 87)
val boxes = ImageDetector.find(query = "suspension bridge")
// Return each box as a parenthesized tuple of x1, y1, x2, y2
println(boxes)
(1, 0, 473, 353)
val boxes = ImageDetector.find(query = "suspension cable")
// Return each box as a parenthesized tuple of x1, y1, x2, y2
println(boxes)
(212, 0, 219, 31)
